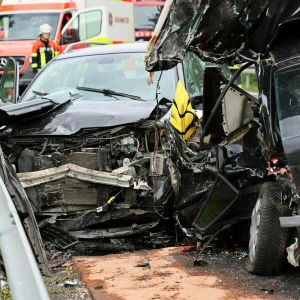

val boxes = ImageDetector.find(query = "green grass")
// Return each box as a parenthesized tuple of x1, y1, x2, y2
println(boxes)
(241, 73, 258, 93)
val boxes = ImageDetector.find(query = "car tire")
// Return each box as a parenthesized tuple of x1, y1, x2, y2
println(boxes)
(246, 182, 290, 275)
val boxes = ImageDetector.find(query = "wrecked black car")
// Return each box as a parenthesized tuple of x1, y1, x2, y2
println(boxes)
(0, 43, 181, 271)
(0, 41, 266, 274)
(146, 0, 300, 275)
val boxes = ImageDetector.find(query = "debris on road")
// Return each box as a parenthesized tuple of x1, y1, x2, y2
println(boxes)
(64, 280, 78, 287)
(193, 258, 208, 267)
(235, 251, 248, 260)
(260, 288, 274, 294)
(94, 285, 103, 290)
(135, 262, 151, 268)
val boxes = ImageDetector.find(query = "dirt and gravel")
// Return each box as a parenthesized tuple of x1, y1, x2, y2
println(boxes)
(45, 246, 300, 299)
(44, 232, 300, 300)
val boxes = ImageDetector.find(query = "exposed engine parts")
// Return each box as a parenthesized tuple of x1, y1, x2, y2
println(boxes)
(14, 127, 169, 217)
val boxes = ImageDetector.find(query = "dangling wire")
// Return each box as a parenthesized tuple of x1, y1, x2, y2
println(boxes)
(37, 138, 48, 155)
(154, 71, 163, 123)
(151, 71, 168, 220)
(56, 188, 124, 221)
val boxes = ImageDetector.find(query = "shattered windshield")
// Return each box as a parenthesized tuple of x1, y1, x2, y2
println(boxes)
(0, 13, 59, 40)
(275, 66, 300, 139)
(183, 52, 231, 94)
(22, 53, 176, 102)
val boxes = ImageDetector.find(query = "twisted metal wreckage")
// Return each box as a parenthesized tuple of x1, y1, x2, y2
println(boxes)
(0, 0, 300, 277)
(146, 0, 300, 275)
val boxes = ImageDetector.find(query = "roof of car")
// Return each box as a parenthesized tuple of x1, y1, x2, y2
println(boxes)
(57, 42, 148, 60)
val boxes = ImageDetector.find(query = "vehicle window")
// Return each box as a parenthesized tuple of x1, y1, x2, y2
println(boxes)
(134, 5, 163, 30)
(275, 67, 300, 139)
(62, 10, 102, 45)
(182, 52, 206, 95)
(0, 13, 60, 40)
(62, 13, 72, 29)
(183, 52, 231, 95)
(79, 10, 102, 40)
(61, 15, 79, 44)
(22, 52, 176, 102)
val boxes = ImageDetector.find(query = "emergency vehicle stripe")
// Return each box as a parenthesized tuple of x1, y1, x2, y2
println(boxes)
(87, 37, 132, 45)
(0, 4, 77, 12)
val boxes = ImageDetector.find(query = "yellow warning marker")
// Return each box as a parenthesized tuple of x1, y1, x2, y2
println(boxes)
(170, 80, 196, 140)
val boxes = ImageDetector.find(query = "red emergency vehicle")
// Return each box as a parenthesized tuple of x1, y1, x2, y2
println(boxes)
(0, 0, 134, 91)
(134, 0, 165, 41)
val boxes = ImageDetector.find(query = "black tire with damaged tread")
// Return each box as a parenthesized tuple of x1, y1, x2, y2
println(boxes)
(246, 182, 290, 275)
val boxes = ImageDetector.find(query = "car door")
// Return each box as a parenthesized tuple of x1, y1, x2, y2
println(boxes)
(59, 8, 103, 52)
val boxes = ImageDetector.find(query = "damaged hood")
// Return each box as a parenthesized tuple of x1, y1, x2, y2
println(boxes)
(2, 97, 158, 136)
(146, 0, 300, 71)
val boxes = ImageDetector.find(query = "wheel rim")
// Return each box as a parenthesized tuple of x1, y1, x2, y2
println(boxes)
(249, 198, 262, 263)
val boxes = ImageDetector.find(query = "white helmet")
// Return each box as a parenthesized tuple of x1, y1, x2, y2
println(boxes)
(39, 24, 52, 35)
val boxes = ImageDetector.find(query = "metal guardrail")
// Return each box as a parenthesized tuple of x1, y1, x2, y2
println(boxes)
(0, 177, 49, 300)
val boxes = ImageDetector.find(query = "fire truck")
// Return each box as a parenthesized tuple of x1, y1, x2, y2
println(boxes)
(134, 0, 165, 41)
(0, 0, 135, 91)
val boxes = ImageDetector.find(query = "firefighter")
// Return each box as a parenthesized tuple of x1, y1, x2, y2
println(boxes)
(31, 24, 60, 74)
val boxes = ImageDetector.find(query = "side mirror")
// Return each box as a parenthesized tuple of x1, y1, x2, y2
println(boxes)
(190, 93, 203, 107)
(0, 57, 19, 104)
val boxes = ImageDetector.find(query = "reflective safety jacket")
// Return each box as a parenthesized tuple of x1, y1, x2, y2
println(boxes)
(31, 39, 59, 73)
